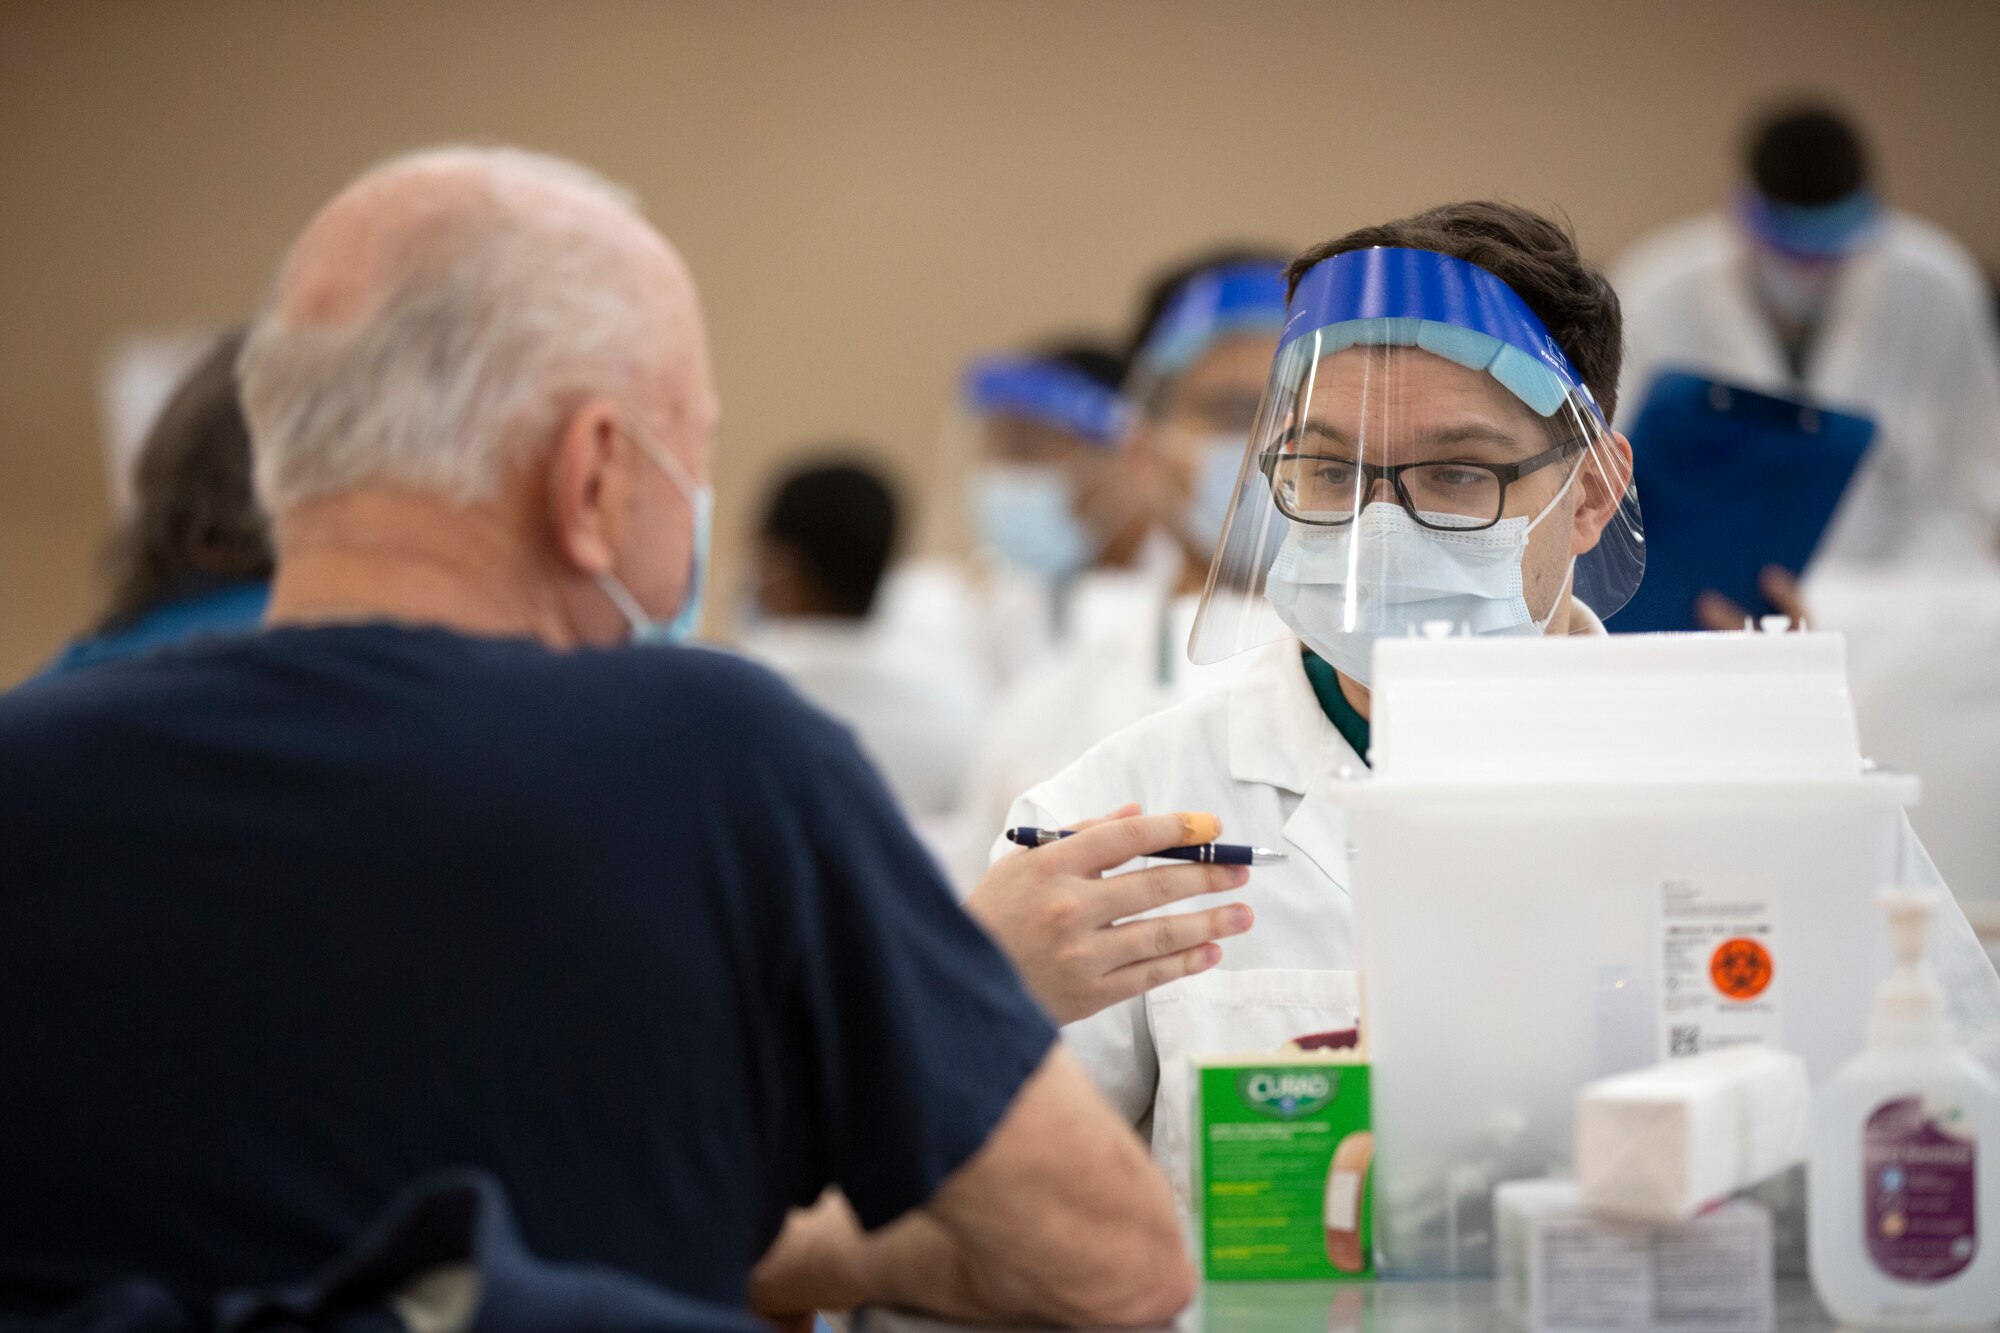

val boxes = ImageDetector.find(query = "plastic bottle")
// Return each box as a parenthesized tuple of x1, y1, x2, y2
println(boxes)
(1809, 889, 2000, 1327)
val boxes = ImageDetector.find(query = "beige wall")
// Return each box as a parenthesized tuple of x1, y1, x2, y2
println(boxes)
(3, 0, 1997, 682)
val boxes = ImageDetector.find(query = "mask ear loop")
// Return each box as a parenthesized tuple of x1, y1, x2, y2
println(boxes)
(594, 569, 652, 641)
(1522, 438, 1587, 539)
(1522, 413, 1594, 630)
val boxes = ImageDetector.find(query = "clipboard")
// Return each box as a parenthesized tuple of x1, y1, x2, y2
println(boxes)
(1609, 371, 1876, 633)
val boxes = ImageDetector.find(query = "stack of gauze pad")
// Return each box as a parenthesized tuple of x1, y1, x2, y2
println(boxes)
(1577, 1046, 1810, 1222)
(1496, 1048, 1809, 1332)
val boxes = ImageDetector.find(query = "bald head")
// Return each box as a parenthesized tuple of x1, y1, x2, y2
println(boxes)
(241, 146, 714, 513)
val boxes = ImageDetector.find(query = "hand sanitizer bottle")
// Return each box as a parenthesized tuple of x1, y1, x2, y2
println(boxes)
(1809, 889, 2000, 1327)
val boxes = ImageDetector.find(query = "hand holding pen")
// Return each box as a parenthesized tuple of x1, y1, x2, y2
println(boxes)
(965, 806, 1262, 1025)
(1005, 827, 1288, 866)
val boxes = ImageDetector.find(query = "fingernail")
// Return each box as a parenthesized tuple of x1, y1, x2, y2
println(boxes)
(1226, 904, 1253, 932)
(1196, 942, 1222, 970)
(1226, 866, 1250, 887)
(1178, 811, 1221, 844)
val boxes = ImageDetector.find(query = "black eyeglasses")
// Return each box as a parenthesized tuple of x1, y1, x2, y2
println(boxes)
(1257, 436, 1584, 532)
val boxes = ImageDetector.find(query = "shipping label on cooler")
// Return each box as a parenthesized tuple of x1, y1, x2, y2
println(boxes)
(1657, 877, 1781, 1060)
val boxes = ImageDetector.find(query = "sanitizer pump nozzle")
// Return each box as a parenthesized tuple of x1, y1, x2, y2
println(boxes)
(1865, 890, 1952, 1051)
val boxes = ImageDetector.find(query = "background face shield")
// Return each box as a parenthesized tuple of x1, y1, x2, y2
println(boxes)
(1189, 249, 1645, 668)
(946, 355, 1132, 583)
(1125, 263, 1289, 559)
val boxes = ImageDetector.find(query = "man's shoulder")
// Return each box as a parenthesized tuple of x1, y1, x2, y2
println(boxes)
(0, 630, 839, 766)
(499, 640, 855, 763)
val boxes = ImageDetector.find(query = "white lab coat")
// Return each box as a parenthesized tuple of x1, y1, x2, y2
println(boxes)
(948, 608, 1252, 891)
(943, 533, 1221, 889)
(1612, 211, 2000, 568)
(735, 615, 982, 853)
(1001, 622, 2000, 1208)
(874, 556, 1057, 705)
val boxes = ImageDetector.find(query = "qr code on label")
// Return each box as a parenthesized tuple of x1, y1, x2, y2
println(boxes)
(1669, 1025, 1701, 1057)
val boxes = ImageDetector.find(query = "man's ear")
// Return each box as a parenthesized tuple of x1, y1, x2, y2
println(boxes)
(1570, 429, 1634, 557)
(547, 401, 624, 576)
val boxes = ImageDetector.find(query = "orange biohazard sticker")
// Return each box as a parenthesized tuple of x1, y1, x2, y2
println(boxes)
(1710, 937, 1774, 1001)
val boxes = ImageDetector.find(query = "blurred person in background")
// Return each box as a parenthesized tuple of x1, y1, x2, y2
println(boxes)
(874, 339, 1169, 708)
(36, 326, 271, 677)
(0, 145, 1218, 1328)
(1614, 100, 2000, 574)
(734, 457, 980, 848)
(945, 252, 1291, 890)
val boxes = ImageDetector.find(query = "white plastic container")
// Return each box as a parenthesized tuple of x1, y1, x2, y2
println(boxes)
(1809, 890, 2000, 1328)
(1343, 630, 1918, 1277)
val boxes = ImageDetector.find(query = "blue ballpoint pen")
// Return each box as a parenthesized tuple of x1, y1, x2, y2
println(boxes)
(1004, 826, 1288, 866)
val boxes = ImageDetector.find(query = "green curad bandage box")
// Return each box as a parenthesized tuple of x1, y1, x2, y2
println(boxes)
(1193, 1056, 1373, 1281)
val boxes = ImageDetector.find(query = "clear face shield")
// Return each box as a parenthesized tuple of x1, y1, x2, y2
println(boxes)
(1188, 248, 1645, 681)
(952, 356, 1133, 583)
(1125, 263, 1290, 561)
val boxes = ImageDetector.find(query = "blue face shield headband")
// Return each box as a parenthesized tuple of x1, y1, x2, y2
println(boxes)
(1137, 261, 1290, 382)
(962, 356, 1130, 446)
(1186, 246, 1646, 668)
(1274, 246, 1608, 425)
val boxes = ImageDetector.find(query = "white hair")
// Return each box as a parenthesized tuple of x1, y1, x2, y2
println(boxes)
(240, 145, 664, 512)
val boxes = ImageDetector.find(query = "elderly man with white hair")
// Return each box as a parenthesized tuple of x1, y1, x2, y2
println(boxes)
(0, 146, 1252, 1326)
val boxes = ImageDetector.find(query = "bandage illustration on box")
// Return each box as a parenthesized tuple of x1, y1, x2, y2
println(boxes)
(1323, 1128, 1374, 1272)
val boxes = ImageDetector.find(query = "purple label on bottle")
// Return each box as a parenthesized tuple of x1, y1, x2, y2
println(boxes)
(1863, 1096, 1979, 1283)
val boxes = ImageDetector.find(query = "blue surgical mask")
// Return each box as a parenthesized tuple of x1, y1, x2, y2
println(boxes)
(969, 463, 1096, 582)
(595, 423, 712, 645)
(1187, 433, 1249, 554)
(1264, 463, 1577, 686)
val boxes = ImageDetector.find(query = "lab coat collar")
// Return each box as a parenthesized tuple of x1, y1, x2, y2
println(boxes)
(1223, 595, 1608, 795)
(1225, 639, 1357, 796)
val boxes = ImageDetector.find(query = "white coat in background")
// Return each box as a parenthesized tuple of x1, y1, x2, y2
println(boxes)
(946, 532, 1244, 891)
(1612, 211, 2000, 568)
(874, 555, 1057, 706)
(736, 614, 982, 855)
(1000, 624, 2000, 1211)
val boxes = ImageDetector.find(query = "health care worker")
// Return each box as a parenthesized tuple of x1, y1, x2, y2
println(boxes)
(1614, 103, 2000, 569)
(997, 203, 2000, 1209)
(948, 260, 1290, 889)
(874, 345, 1170, 715)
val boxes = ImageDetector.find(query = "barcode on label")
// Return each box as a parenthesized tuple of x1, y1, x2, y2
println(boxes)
(1669, 1025, 1701, 1057)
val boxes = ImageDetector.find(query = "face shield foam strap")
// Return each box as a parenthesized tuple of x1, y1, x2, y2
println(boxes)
(1279, 248, 1607, 426)
(1138, 262, 1290, 380)
(962, 356, 1130, 446)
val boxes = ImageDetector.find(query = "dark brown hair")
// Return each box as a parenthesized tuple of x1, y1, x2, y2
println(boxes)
(94, 326, 272, 633)
(1746, 102, 1868, 206)
(1284, 201, 1625, 420)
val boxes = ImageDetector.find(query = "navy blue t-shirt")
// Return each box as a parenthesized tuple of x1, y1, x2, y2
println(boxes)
(0, 625, 1054, 1314)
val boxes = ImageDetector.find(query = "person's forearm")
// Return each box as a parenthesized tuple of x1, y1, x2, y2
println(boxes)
(851, 1212, 1045, 1323)
(750, 1196, 1037, 1326)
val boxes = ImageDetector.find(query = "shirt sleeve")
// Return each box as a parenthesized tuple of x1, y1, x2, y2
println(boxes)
(782, 709, 1057, 1231)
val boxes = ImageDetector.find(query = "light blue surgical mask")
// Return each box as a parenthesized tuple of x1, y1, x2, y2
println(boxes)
(1187, 433, 1249, 554)
(969, 463, 1096, 583)
(595, 422, 712, 645)
(1265, 463, 1577, 686)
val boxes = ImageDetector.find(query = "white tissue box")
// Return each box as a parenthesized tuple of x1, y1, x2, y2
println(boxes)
(1496, 1180, 1773, 1333)
(1576, 1046, 1809, 1224)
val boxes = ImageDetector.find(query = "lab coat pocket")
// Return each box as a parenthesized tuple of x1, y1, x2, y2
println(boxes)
(1145, 967, 1361, 1213)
